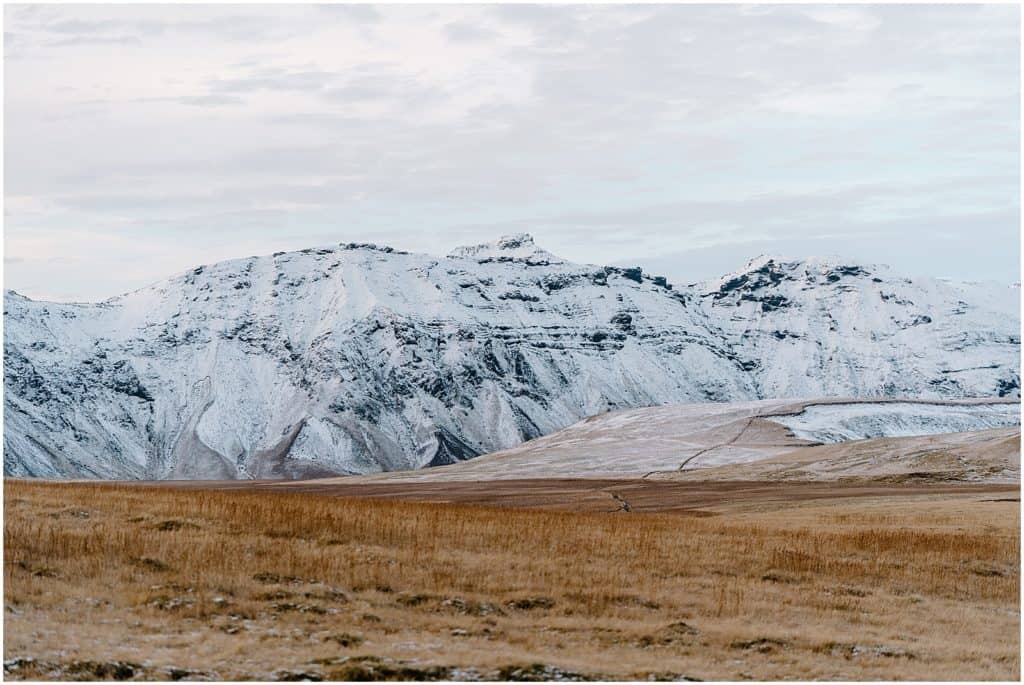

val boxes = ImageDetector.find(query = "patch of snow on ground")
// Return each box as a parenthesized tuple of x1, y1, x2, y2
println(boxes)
(773, 402, 1021, 444)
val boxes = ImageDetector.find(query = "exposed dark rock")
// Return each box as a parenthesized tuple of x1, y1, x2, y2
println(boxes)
(427, 429, 480, 467)
(620, 267, 643, 283)
(609, 312, 635, 335)
(996, 376, 1020, 397)
(771, 330, 800, 340)
(497, 664, 595, 682)
(826, 265, 870, 283)
(498, 290, 541, 303)
(740, 293, 791, 312)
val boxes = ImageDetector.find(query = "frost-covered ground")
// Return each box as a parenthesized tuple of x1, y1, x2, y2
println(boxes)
(347, 398, 1020, 482)
(672, 426, 1021, 484)
(4, 235, 1020, 479)
(772, 401, 1021, 443)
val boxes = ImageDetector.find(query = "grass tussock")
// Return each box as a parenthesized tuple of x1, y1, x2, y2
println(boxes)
(3, 480, 1020, 681)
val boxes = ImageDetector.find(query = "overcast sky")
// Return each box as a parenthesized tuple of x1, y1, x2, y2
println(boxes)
(5, 3, 1020, 301)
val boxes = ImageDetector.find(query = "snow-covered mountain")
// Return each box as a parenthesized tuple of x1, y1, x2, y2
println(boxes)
(4, 234, 1020, 479)
(702, 255, 1021, 399)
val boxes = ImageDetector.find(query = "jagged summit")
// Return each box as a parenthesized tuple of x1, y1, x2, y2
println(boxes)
(707, 254, 888, 289)
(448, 233, 565, 265)
(699, 255, 904, 313)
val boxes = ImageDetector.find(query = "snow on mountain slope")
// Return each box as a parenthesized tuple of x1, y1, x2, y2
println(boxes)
(347, 398, 1019, 482)
(771, 401, 1021, 444)
(700, 256, 1020, 399)
(4, 237, 753, 479)
(4, 236, 1020, 480)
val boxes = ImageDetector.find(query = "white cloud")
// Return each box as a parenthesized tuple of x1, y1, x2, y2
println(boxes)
(4, 3, 1019, 301)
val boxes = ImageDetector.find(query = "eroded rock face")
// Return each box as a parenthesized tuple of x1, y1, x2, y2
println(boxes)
(3, 237, 1020, 479)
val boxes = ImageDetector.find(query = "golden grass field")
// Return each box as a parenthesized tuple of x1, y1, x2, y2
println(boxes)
(3, 479, 1020, 681)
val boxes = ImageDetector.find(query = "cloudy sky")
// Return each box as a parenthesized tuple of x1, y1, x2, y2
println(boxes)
(5, 3, 1020, 301)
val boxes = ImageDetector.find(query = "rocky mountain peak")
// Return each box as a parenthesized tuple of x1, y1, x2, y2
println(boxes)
(448, 233, 565, 265)
(704, 255, 893, 300)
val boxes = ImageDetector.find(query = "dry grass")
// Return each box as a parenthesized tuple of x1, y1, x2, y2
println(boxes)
(3, 479, 1020, 680)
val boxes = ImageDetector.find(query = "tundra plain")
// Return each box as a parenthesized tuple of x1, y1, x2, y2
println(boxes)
(3, 478, 1019, 681)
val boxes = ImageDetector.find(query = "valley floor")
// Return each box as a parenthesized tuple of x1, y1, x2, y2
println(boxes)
(3, 479, 1020, 681)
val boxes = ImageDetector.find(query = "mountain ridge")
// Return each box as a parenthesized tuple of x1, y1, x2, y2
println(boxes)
(4, 234, 1020, 479)
(7, 235, 1019, 306)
